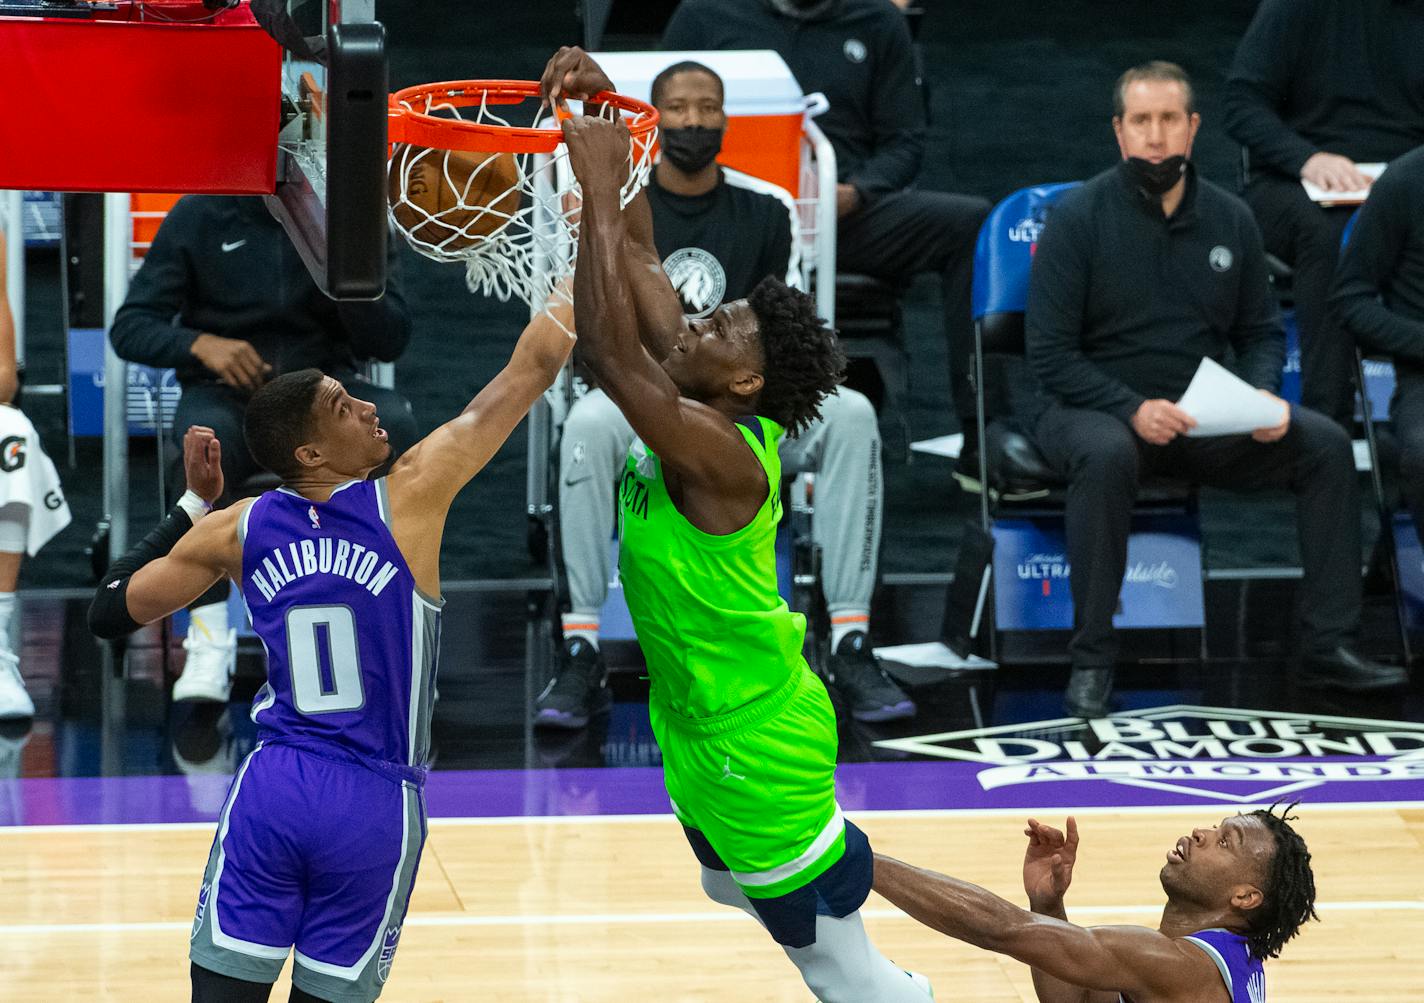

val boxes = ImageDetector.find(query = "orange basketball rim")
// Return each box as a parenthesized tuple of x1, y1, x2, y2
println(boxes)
(386, 80, 659, 156)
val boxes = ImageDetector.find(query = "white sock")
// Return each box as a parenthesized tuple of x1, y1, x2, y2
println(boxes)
(188, 600, 230, 644)
(0, 591, 15, 655)
(561, 613, 600, 650)
(830, 610, 870, 652)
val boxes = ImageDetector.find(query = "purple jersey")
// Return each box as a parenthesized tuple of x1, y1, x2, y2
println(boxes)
(238, 479, 441, 769)
(1120, 928, 1264, 1003)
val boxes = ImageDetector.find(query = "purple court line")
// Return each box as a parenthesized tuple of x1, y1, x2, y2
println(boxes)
(3, 760, 1424, 827)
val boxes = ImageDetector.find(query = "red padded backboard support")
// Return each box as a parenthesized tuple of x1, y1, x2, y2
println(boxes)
(0, 11, 280, 194)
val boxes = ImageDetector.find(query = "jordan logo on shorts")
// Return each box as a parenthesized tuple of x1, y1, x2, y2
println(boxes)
(720, 756, 747, 783)
(377, 923, 402, 983)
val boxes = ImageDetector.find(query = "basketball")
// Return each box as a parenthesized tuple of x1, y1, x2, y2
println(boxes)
(388, 144, 523, 252)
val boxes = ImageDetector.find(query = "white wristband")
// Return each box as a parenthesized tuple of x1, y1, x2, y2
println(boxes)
(176, 489, 213, 524)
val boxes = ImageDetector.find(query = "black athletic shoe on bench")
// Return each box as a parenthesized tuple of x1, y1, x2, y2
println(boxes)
(533, 637, 611, 730)
(827, 632, 916, 723)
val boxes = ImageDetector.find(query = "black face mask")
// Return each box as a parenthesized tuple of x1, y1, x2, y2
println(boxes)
(1124, 155, 1188, 198)
(660, 125, 724, 175)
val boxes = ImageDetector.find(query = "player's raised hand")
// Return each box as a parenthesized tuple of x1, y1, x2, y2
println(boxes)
(539, 45, 615, 107)
(561, 115, 631, 194)
(182, 425, 224, 505)
(1023, 816, 1079, 911)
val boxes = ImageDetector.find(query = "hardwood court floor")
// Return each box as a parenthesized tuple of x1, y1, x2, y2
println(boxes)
(2, 806, 1420, 1000)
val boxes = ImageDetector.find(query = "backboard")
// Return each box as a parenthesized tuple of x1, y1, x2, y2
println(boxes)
(267, 0, 389, 299)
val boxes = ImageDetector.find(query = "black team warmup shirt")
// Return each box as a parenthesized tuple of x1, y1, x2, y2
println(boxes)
(1225, 0, 1424, 178)
(1025, 164, 1283, 426)
(110, 196, 409, 386)
(1331, 147, 1424, 375)
(662, 0, 924, 207)
(644, 167, 798, 316)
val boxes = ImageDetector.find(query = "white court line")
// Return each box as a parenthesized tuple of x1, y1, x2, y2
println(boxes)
(3, 901, 1420, 937)
(4, 799, 1423, 835)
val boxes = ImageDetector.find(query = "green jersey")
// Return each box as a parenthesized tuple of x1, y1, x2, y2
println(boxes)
(618, 415, 807, 718)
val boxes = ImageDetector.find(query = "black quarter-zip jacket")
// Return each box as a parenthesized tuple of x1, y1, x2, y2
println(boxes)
(1026, 164, 1284, 426)
(1224, 0, 1424, 178)
(109, 196, 410, 386)
(662, 0, 924, 205)
(1331, 146, 1424, 373)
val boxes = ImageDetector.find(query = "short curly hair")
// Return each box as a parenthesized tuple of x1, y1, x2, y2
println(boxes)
(1243, 802, 1318, 960)
(746, 276, 846, 436)
(244, 368, 323, 480)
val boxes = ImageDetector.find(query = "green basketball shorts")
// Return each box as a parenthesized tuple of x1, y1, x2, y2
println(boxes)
(650, 664, 846, 899)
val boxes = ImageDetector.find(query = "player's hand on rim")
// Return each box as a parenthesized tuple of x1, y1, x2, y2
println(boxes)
(539, 45, 616, 107)
(182, 424, 224, 505)
(560, 115, 632, 193)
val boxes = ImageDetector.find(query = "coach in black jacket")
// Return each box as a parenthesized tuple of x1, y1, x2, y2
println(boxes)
(662, 0, 990, 438)
(1224, 0, 1424, 426)
(108, 194, 416, 703)
(1028, 63, 1404, 717)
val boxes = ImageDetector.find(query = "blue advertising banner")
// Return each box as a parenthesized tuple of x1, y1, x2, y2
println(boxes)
(992, 515, 1203, 630)
(67, 328, 181, 437)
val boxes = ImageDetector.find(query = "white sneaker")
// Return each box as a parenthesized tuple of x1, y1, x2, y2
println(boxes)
(0, 650, 34, 719)
(174, 627, 237, 703)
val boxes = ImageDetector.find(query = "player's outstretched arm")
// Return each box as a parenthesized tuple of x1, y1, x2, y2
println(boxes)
(386, 295, 575, 521)
(562, 114, 758, 497)
(88, 427, 240, 638)
(1021, 819, 1111, 1003)
(539, 47, 684, 362)
(873, 853, 1212, 1000)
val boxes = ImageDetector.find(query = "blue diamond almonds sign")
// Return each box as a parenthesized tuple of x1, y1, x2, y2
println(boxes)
(873, 705, 1424, 807)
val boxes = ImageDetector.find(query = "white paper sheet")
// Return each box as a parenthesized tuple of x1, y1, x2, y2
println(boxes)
(873, 641, 996, 671)
(1301, 162, 1385, 205)
(1176, 357, 1287, 437)
(909, 433, 964, 459)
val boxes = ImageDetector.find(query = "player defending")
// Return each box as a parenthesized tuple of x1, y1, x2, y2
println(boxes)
(545, 47, 932, 1001)
(874, 808, 1317, 1001)
(88, 305, 573, 1002)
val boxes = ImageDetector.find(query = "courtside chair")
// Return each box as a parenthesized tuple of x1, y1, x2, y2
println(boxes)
(970, 182, 1206, 664)
(1340, 210, 1413, 664)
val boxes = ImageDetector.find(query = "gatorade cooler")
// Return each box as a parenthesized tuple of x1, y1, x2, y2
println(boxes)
(591, 50, 812, 197)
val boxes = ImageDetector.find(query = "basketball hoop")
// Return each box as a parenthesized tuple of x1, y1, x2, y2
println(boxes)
(385, 80, 658, 330)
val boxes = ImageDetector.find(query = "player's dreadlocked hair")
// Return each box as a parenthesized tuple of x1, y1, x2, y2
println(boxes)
(747, 276, 846, 436)
(1242, 802, 1317, 960)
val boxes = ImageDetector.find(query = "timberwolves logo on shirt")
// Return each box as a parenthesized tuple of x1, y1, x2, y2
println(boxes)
(844, 38, 868, 63)
(0, 435, 26, 473)
(1209, 245, 1234, 273)
(663, 247, 727, 319)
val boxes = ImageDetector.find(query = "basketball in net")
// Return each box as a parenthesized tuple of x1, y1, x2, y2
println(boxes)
(387, 145, 522, 251)
(385, 80, 658, 329)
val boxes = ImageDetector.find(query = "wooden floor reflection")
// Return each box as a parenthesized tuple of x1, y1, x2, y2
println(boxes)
(3, 805, 1420, 1001)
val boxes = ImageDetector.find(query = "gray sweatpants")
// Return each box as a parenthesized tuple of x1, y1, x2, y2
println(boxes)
(558, 387, 882, 620)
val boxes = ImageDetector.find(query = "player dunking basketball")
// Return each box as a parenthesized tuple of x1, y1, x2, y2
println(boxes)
(544, 47, 933, 1001)
(88, 305, 573, 1002)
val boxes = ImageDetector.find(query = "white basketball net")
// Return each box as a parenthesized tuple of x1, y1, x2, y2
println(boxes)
(387, 88, 657, 332)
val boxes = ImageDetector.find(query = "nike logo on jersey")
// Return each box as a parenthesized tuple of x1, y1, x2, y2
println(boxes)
(221, 240, 247, 252)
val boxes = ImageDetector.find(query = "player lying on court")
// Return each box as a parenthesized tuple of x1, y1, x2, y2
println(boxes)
(873, 807, 1317, 1002)
(545, 46, 934, 1002)
(87, 301, 573, 1003)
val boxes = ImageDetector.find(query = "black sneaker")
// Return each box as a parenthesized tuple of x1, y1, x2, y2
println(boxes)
(533, 637, 611, 730)
(827, 632, 916, 722)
